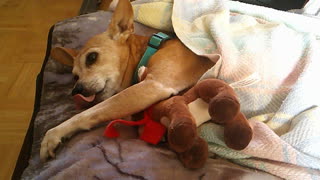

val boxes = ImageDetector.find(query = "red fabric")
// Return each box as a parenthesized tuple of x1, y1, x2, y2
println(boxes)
(104, 108, 166, 145)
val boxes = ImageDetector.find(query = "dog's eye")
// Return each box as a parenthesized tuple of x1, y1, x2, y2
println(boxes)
(86, 52, 98, 66)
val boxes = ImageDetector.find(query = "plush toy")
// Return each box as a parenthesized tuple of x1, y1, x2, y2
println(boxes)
(151, 78, 253, 168)
(104, 107, 167, 145)
(105, 78, 253, 169)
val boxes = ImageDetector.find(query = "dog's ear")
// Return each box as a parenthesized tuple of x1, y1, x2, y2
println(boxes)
(50, 47, 77, 66)
(107, 0, 134, 43)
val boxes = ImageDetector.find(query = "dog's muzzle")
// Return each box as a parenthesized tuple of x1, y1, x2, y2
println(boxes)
(72, 84, 84, 96)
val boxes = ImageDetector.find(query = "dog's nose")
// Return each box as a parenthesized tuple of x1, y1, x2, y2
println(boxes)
(72, 84, 84, 96)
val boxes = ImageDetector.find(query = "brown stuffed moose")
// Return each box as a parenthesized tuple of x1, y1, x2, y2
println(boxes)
(150, 78, 253, 169)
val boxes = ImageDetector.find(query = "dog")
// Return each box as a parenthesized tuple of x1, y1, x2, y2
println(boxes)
(40, 0, 214, 160)
(99, 0, 120, 11)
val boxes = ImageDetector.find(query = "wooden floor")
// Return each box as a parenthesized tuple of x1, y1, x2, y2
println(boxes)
(0, 0, 82, 179)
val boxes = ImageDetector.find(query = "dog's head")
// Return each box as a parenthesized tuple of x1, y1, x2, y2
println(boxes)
(51, 0, 134, 102)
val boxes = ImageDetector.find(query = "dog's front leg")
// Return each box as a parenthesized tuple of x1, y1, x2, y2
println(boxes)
(40, 79, 177, 161)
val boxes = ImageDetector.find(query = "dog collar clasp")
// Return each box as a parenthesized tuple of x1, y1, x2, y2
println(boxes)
(132, 32, 171, 84)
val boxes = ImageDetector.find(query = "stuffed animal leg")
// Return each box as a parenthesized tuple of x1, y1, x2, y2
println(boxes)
(152, 96, 209, 169)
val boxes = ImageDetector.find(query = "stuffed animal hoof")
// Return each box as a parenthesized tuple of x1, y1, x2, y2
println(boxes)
(178, 137, 208, 169)
(168, 117, 197, 152)
(224, 113, 253, 150)
(208, 93, 240, 124)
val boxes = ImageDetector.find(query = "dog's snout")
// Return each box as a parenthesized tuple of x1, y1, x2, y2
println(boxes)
(72, 84, 84, 96)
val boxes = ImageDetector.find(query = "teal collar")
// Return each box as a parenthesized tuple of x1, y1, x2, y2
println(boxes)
(132, 32, 171, 84)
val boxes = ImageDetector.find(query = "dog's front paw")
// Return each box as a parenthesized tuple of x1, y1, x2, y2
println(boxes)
(40, 128, 62, 161)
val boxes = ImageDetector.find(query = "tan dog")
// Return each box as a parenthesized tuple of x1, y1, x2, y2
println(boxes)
(40, 0, 214, 160)
(99, 0, 120, 11)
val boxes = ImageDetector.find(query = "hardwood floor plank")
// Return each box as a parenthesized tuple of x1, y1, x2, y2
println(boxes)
(0, 144, 22, 180)
(7, 63, 42, 99)
(0, 63, 24, 96)
(0, 0, 82, 178)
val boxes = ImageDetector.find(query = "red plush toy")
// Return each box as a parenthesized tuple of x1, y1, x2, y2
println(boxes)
(104, 107, 166, 145)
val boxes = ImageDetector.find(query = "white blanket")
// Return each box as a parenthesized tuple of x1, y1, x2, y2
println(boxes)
(132, 0, 320, 179)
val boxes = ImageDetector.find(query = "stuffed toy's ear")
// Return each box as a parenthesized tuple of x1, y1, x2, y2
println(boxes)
(107, 0, 134, 43)
(50, 47, 77, 66)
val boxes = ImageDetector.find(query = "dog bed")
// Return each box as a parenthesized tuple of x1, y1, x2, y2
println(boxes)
(12, 11, 280, 180)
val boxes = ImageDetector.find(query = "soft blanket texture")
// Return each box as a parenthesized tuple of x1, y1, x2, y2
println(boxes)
(290, 0, 320, 17)
(132, 0, 320, 179)
(21, 11, 278, 180)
